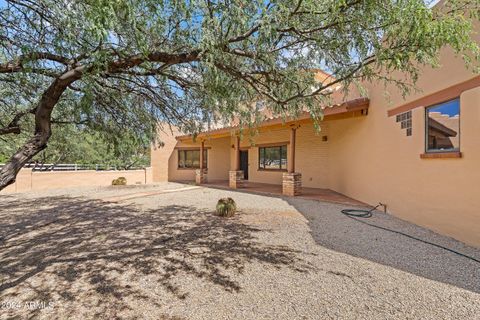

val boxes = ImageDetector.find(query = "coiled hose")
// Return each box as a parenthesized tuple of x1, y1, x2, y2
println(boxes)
(340, 203, 480, 263)
(341, 204, 382, 218)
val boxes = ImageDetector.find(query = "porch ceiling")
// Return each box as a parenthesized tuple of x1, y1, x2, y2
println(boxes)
(176, 97, 369, 141)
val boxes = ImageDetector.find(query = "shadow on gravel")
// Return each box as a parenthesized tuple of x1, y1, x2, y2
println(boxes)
(287, 198, 480, 294)
(0, 195, 311, 318)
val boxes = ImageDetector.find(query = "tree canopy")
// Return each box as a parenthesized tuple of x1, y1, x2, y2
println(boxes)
(0, 0, 479, 190)
(0, 122, 150, 169)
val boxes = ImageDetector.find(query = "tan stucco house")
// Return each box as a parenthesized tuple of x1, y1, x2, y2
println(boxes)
(151, 28, 480, 247)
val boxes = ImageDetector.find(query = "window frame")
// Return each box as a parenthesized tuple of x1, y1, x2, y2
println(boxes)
(177, 149, 208, 169)
(258, 144, 288, 171)
(424, 98, 460, 154)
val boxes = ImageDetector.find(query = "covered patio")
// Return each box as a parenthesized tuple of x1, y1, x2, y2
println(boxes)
(203, 180, 367, 207)
(174, 97, 371, 198)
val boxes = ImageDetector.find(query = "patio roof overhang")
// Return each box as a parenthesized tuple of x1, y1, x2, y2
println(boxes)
(176, 97, 369, 141)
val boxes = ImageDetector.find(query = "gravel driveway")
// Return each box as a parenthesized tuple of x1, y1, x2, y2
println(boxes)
(1, 183, 479, 319)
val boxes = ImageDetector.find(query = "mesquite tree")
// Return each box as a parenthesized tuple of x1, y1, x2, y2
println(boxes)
(0, 0, 479, 190)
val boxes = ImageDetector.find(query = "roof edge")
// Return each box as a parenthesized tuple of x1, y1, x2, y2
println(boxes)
(175, 97, 369, 140)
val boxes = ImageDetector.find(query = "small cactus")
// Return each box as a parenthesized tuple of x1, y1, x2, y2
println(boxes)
(112, 177, 127, 186)
(216, 198, 236, 217)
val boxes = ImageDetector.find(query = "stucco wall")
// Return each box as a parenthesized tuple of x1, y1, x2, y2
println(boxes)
(296, 122, 330, 188)
(1, 168, 153, 194)
(237, 126, 291, 185)
(232, 122, 330, 188)
(206, 136, 231, 180)
(149, 33, 480, 247)
(151, 127, 181, 182)
(153, 122, 332, 188)
(326, 44, 480, 247)
(151, 128, 231, 182)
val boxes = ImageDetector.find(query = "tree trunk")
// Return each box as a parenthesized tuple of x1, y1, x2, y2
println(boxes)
(0, 73, 80, 191)
(0, 130, 50, 189)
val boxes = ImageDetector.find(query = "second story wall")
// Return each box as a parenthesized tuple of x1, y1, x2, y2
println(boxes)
(326, 37, 480, 246)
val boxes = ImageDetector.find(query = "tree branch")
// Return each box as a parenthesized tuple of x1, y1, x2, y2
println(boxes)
(0, 52, 70, 73)
(228, 25, 261, 43)
(0, 107, 36, 136)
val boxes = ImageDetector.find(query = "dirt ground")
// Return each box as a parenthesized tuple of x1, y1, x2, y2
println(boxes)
(1, 183, 479, 319)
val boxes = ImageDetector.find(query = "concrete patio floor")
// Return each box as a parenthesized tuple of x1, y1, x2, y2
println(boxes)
(202, 180, 367, 207)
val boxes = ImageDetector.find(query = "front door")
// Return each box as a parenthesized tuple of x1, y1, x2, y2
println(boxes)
(240, 150, 248, 180)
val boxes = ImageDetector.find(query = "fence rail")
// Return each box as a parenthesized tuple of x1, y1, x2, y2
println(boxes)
(0, 163, 146, 172)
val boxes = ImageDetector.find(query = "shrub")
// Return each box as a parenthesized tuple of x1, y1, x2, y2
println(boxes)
(216, 197, 236, 217)
(112, 177, 127, 186)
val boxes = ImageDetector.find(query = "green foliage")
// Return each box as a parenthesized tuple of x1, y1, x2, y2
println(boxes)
(216, 198, 237, 217)
(0, 120, 150, 167)
(112, 177, 127, 186)
(1, 0, 479, 151)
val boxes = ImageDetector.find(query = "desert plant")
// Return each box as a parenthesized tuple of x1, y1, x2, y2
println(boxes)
(216, 198, 236, 217)
(112, 177, 127, 186)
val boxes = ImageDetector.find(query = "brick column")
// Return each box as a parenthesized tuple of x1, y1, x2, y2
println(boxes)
(229, 170, 244, 189)
(282, 172, 301, 196)
(195, 169, 207, 185)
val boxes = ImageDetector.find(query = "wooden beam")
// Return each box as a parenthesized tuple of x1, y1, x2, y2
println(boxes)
(174, 146, 211, 150)
(176, 97, 370, 141)
(199, 140, 205, 170)
(234, 135, 240, 171)
(255, 141, 290, 148)
(388, 75, 480, 117)
(288, 127, 296, 173)
(420, 152, 462, 159)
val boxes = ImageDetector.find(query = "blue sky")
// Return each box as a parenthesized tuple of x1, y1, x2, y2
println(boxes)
(429, 99, 460, 117)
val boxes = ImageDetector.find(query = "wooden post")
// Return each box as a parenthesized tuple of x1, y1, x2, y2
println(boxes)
(234, 135, 240, 171)
(200, 140, 205, 170)
(288, 127, 296, 173)
(284, 126, 301, 196)
(229, 134, 243, 189)
(196, 140, 207, 185)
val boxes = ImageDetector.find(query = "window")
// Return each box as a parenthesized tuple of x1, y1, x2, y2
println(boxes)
(259, 145, 287, 170)
(425, 98, 460, 153)
(178, 149, 207, 169)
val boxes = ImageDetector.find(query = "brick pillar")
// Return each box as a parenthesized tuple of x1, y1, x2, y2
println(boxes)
(229, 170, 244, 189)
(282, 172, 301, 196)
(195, 169, 207, 185)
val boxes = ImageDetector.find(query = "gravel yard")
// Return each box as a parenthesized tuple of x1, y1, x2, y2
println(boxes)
(1, 183, 479, 319)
